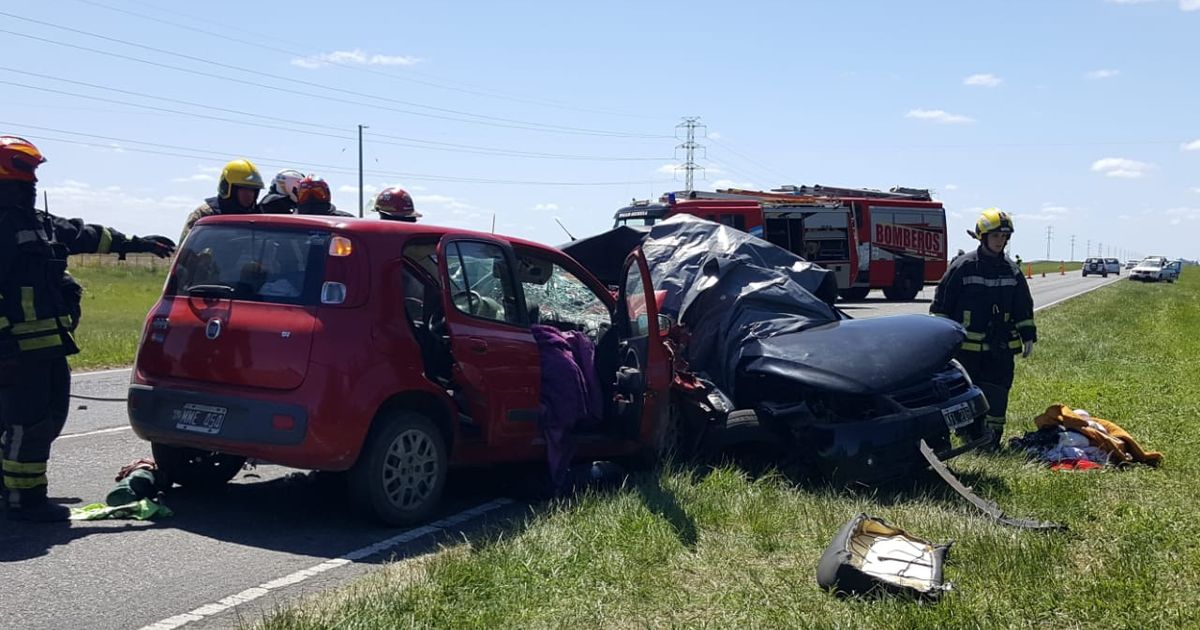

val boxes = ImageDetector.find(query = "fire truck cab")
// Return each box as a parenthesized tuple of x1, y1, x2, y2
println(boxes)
(613, 185, 948, 301)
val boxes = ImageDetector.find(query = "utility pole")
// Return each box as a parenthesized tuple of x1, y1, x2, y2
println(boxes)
(1086, 239, 1091, 258)
(1045, 225, 1053, 260)
(1098, 242, 1102, 259)
(358, 124, 368, 218)
(675, 116, 705, 193)
(1070, 234, 1076, 262)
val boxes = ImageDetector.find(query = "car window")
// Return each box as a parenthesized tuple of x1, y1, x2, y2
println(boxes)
(624, 262, 650, 337)
(444, 240, 520, 325)
(168, 226, 328, 306)
(517, 252, 610, 334)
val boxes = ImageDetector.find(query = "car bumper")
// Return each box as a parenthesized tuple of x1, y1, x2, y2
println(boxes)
(800, 386, 989, 486)
(128, 383, 310, 451)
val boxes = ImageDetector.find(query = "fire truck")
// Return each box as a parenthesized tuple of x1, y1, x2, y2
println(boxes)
(613, 185, 948, 301)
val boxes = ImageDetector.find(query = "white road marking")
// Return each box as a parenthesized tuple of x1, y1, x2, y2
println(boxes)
(137, 498, 514, 630)
(58, 426, 132, 439)
(1034, 277, 1123, 312)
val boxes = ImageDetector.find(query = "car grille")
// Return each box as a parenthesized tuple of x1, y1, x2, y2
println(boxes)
(889, 368, 970, 409)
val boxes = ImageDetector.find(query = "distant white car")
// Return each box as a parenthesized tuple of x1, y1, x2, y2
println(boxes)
(1124, 260, 1139, 270)
(1082, 257, 1113, 277)
(1128, 258, 1166, 282)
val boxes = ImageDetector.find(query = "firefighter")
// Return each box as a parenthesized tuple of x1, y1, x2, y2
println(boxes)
(1, 136, 175, 521)
(373, 186, 420, 222)
(257, 168, 306, 215)
(179, 158, 265, 243)
(294, 176, 352, 217)
(930, 208, 1036, 451)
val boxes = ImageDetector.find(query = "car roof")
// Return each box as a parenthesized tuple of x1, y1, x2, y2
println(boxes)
(195, 214, 559, 252)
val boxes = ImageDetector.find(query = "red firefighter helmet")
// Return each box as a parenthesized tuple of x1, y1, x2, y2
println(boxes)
(0, 136, 47, 182)
(373, 186, 420, 221)
(295, 175, 332, 205)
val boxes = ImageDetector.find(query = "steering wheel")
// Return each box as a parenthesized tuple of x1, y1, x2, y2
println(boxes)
(452, 289, 482, 314)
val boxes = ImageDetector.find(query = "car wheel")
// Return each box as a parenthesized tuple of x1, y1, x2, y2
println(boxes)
(151, 443, 245, 490)
(350, 411, 447, 526)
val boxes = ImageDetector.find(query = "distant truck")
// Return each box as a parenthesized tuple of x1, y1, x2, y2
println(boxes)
(613, 185, 949, 301)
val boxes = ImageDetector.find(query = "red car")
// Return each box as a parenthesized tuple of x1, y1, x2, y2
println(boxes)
(129, 214, 681, 524)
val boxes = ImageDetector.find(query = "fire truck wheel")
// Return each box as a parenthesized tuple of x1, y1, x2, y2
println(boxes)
(350, 410, 448, 526)
(838, 287, 871, 301)
(882, 277, 921, 301)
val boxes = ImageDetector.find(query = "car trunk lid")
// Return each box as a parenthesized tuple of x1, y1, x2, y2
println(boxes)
(136, 224, 330, 390)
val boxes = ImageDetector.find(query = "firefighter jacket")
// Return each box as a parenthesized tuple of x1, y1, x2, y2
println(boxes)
(1, 198, 123, 362)
(180, 196, 258, 244)
(930, 246, 1036, 355)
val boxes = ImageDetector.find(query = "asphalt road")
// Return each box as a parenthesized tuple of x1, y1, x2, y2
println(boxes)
(1, 270, 1122, 630)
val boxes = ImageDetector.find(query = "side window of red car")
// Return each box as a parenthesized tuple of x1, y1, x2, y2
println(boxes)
(445, 241, 521, 325)
(624, 262, 649, 337)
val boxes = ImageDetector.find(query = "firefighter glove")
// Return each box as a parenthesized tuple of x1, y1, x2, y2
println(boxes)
(1022, 340, 1034, 358)
(116, 235, 177, 259)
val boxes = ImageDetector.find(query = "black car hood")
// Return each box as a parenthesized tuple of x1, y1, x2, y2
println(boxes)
(738, 315, 965, 396)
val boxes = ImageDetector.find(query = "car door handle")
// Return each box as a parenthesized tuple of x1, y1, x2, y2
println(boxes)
(467, 337, 488, 354)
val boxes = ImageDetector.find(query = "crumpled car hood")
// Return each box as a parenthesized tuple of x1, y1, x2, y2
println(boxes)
(738, 314, 965, 396)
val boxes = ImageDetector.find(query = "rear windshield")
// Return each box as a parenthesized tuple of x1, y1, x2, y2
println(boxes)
(167, 225, 330, 305)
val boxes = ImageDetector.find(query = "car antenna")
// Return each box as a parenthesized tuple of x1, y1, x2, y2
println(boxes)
(491, 213, 496, 234)
(554, 217, 576, 241)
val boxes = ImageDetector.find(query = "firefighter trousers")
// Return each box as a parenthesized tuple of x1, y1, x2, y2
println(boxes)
(1, 356, 71, 507)
(955, 350, 1015, 444)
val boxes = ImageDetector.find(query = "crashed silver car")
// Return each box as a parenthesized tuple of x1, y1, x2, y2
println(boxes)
(565, 216, 990, 485)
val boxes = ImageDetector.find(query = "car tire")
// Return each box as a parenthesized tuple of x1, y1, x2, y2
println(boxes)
(882, 278, 921, 301)
(350, 411, 447, 526)
(151, 443, 245, 490)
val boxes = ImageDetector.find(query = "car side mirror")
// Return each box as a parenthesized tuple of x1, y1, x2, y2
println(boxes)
(657, 313, 674, 336)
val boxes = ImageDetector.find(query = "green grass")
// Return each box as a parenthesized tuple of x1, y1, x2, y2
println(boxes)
(68, 264, 167, 370)
(258, 269, 1200, 629)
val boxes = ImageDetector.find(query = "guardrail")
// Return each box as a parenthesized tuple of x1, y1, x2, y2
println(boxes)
(68, 253, 169, 270)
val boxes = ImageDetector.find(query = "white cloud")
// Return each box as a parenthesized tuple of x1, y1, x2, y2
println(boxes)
(1091, 157, 1154, 178)
(1164, 206, 1200, 220)
(708, 132, 722, 139)
(905, 108, 975, 124)
(1181, 139, 1200, 151)
(710, 178, 756, 190)
(415, 194, 474, 212)
(292, 49, 422, 69)
(963, 73, 1003, 87)
(657, 163, 681, 175)
(1184, 0, 1200, 10)
(943, 184, 959, 191)
(1191, 187, 1200, 193)
(40, 179, 195, 241)
(1086, 69, 1120, 79)
(532, 203, 559, 211)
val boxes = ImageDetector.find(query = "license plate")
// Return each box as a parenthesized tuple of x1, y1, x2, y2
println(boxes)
(173, 403, 227, 435)
(941, 402, 973, 430)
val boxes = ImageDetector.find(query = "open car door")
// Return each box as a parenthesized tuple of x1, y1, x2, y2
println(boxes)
(617, 250, 673, 451)
(436, 235, 541, 451)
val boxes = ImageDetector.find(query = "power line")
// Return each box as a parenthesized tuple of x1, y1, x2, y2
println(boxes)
(706, 137, 796, 186)
(10, 124, 676, 187)
(0, 17, 670, 139)
(0, 72, 670, 161)
(71, 0, 663, 121)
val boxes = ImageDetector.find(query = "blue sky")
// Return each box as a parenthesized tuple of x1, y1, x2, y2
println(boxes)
(5, 0, 1198, 260)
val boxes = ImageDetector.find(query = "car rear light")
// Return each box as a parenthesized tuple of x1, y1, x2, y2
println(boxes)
(271, 414, 296, 431)
(321, 281, 347, 304)
(329, 236, 353, 257)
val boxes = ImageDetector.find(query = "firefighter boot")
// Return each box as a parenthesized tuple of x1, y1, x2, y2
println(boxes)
(4, 486, 70, 522)
(980, 415, 1006, 453)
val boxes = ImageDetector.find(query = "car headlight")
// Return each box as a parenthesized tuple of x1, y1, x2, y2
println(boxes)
(949, 358, 974, 387)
